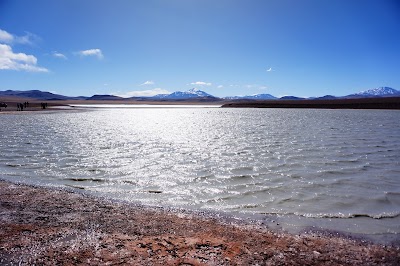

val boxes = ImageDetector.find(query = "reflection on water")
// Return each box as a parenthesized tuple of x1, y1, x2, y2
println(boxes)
(1, 107, 399, 240)
(69, 104, 221, 108)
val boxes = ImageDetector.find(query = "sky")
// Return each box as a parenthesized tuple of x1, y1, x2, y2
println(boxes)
(0, 0, 399, 98)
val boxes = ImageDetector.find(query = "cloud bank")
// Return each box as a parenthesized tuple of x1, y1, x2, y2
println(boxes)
(0, 29, 14, 43)
(0, 29, 48, 72)
(115, 88, 170, 98)
(0, 44, 48, 72)
(0, 29, 39, 45)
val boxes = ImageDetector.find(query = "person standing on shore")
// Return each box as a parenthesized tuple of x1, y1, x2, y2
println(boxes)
(17, 103, 22, 111)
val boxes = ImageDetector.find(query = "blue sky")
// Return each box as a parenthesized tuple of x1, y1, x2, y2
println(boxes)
(0, 0, 399, 98)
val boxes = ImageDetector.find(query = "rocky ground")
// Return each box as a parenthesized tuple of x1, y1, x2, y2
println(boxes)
(0, 181, 399, 265)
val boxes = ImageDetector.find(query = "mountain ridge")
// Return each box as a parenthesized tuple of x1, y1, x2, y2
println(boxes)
(346, 87, 400, 98)
(224, 93, 276, 100)
(0, 90, 87, 100)
(0, 87, 398, 101)
(151, 88, 216, 99)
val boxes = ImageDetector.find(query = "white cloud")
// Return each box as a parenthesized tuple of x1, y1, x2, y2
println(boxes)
(15, 32, 40, 45)
(0, 44, 48, 72)
(140, 80, 154, 86)
(245, 84, 269, 90)
(0, 29, 14, 43)
(77, 49, 103, 59)
(245, 84, 257, 89)
(52, 51, 67, 59)
(190, 81, 212, 86)
(0, 29, 39, 45)
(115, 88, 170, 98)
(217, 85, 224, 88)
(266, 67, 274, 72)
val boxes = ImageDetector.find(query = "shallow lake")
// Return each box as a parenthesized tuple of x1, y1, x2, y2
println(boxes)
(1, 106, 399, 243)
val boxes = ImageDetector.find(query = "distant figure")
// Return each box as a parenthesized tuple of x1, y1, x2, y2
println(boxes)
(0, 102, 7, 111)
(41, 102, 47, 109)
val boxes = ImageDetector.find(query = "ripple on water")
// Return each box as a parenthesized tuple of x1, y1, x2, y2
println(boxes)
(0, 108, 399, 239)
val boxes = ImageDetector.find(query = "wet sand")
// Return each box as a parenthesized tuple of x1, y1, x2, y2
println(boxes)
(1, 181, 399, 265)
(0, 97, 223, 114)
(0, 99, 70, 113)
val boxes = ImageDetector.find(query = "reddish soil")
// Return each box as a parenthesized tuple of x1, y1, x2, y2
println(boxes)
(1, 181, 399, 265)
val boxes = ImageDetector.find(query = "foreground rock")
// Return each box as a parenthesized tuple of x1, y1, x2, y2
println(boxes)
(0, 181, 399, 265)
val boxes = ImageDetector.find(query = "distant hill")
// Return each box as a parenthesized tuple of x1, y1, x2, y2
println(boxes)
(346, 87, 400, 98)
(224, 94, 276, 100)
(280, 96, 305, 100)
(87, 95, 125, 101)
(1, 86, 398, 103)
(0, 90, 69, 100)
(150, 94, 169, 99)
(0, 90, 87, 100)
(223, 87, 399, 101)
(151, 88, 218, 100)
(314, 95, 338, 100)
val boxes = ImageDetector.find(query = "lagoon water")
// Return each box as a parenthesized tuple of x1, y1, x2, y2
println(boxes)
(1, 106, 399, 242)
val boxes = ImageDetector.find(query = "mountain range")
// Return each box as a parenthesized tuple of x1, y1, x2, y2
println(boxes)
(0, 90, 87, 101)
(224, 93, 276, 100)
(0, 87, 399, 101)
(346, 87, 400, 98)
(152, 88, 216, 99)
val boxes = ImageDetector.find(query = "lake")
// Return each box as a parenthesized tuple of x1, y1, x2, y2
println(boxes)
(1, 106, 399, 243)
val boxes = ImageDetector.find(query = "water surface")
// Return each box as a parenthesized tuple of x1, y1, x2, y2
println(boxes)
(1, 107, 399, 242)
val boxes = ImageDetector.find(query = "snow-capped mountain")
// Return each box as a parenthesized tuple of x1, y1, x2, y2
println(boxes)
(349, 87, 400, 97)
(224, 93, 277, 100)
(152, 88, 216, 99)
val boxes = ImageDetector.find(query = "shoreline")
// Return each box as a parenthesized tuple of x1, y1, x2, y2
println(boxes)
(0, 98, 224, 113)
(222, 97, 400, 110)
(1, 97, 400, 113)
(1, 180, 399, 265)
(0, 102, 221, 115)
